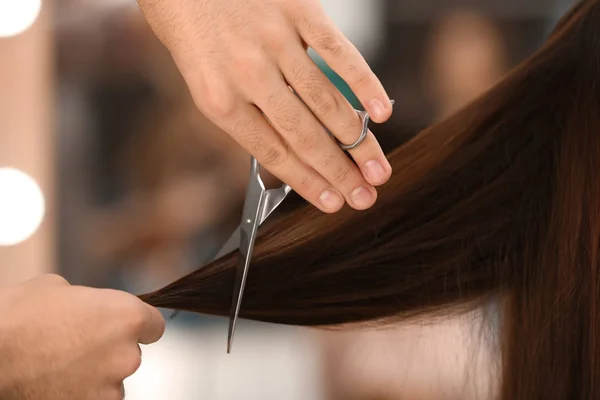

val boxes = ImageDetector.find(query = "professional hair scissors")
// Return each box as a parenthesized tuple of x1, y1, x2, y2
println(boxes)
(226, 102, 393, 353)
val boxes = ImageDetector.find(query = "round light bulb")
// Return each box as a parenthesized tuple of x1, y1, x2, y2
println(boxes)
(0, 168, 45, 246)
(0, 0, 42, 38)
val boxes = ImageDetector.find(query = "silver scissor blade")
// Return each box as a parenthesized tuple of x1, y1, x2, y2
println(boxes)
(227, 227, 254, 353)
(259, 184, 292, 225)
(215, 226, 241, 259)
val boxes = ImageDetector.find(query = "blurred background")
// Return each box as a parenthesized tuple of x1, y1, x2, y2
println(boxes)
(0, 0, 574, 398)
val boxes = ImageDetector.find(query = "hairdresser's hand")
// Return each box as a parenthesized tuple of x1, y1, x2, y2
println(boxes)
(137, 0, 393, 212)
(0, 274, 165, 400)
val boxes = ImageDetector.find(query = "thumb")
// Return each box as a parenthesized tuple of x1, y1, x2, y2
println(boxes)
(138, 303, 166, 345)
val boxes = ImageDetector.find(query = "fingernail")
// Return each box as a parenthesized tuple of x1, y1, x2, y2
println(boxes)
(368, 99, 386, 120)
(351, 186, 374, 209)
(319, 189, 343, 211)
(365, 160, 386, 184)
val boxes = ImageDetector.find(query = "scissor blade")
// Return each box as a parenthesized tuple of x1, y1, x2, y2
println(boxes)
(259, 184, 292, 226)
(216, 226, 241, 259)
(227, 226, 255, 353)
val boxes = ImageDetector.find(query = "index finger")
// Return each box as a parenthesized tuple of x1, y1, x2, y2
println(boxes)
(290, 2, 393, 123)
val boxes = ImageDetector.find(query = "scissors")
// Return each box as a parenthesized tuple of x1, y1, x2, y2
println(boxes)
(226, 103, 391, 353)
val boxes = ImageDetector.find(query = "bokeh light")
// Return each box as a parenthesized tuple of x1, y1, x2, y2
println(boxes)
(0, 0, 42, 38)
(0, 167, 45, 246)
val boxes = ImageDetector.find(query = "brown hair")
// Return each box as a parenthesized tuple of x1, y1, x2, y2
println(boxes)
(140, 1, 600, 398)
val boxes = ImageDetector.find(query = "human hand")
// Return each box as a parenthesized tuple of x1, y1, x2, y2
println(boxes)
(0, 274, 165, 400)
(137, 0, 394, 213)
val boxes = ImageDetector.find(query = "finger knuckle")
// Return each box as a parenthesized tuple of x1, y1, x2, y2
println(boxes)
(236, 50, 270, 82)
(267, 95, 302, 133)
(265, 91, 289, 114)
(192, 79, 237, 119)
(281, 110, 302, 133)
(240, 131, 264, 153)
(343, 62, 358, 76)
(290, 60, 308, 85)
(234, 111, 260, 138)
(261, 144, 289, 167)
(314, 30, 344, 59)
(334, 165, 354, 185)
(289, 61, 339, 118)
(199, 90, 237, 120)
(298, 175, 314, 193)
(310, 88, 338, 117)
(296, 130, 318, 152)
(236, 117, 289, 168)
(351, 69, 374, 87)
(320, 153, 335, 167)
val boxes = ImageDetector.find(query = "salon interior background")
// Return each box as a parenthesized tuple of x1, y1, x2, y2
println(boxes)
(0, 0, 574, 399)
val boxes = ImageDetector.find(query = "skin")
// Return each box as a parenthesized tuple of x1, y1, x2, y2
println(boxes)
(0, 275, 165, 400)
(136, 0, 394, 213)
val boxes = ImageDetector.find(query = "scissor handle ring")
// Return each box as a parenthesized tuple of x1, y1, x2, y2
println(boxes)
(336, 110, 370, 151)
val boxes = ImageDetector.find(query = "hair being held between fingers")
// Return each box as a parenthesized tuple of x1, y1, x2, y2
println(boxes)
(141, 0, 600, 398)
